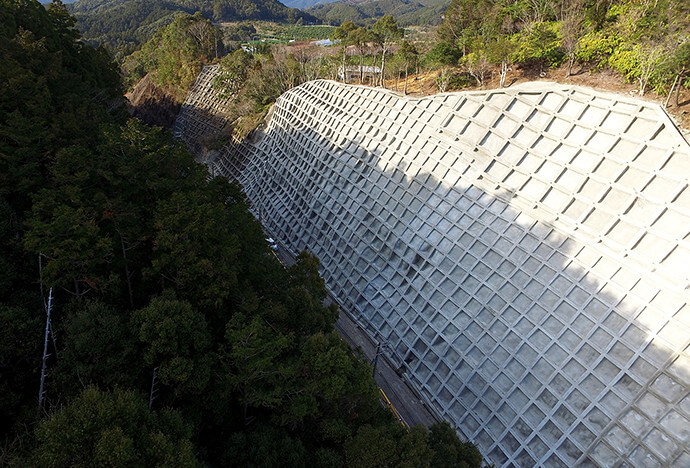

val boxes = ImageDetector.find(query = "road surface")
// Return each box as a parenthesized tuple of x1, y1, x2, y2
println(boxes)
(334, 308, 439, 428)
(269, 237, 438, 428)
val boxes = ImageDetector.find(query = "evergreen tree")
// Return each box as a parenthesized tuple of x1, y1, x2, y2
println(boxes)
(32, 387, 199, 467)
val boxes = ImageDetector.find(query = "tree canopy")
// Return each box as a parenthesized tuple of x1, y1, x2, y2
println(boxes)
(432, 0, 690, 95)
(1, 2, 481, 466)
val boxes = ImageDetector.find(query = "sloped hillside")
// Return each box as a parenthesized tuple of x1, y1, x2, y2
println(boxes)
(125, 73, 180, 128)
(308, 0, 448, 26)
(281, 0, 339, 10)
(69, 0, 317, 53)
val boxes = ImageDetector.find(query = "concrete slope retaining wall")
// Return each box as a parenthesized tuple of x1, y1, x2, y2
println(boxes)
(173, 64, 234, 154)
(183, 76, 690, 467)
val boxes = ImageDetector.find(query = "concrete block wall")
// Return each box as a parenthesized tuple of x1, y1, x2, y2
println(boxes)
(173, 64, 234, 153)
(190, 76, 690, 467)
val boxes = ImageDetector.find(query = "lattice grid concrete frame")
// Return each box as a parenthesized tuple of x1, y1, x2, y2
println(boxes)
(173, 64, 234, 154)
(178, 76, 690, 467)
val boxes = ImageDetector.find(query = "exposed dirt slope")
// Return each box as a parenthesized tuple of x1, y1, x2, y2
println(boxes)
(125, 74, 181, 129)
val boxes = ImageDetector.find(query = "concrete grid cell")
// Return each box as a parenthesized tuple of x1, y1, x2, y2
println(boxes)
(176, 75, 690, 467)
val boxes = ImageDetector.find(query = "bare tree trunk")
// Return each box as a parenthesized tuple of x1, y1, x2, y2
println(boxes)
(73, 276, 81, 300)
(359, 49, 364, 84)
(38, 288, 53, 416)
(637, 45, 662, 96)
(437, 68, 448, 92)
(666, 73, 680, 107)
(676, 68, 686, 106)
(500, 60, 508, 88)
(149, 366, 159, 409)
(566, 53, 575, 77)
(373, 55, 379, 86)
(342, 47, 347, 83)
(380, 49, 387, 88)
(404, 62, 409, 95)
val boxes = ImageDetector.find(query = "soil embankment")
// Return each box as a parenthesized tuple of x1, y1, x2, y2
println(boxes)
(125, 74, 181, 128)
(389, 65, 690, 133)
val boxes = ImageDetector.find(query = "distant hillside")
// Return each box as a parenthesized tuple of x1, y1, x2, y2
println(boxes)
(68, 0, 318, 54)
(307, 0, 447, 26)
(281, 0, 338, 10)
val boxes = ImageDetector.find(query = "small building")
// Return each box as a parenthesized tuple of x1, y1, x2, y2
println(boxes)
(338, 65, 381, 84)
(312, 38, 339, 47)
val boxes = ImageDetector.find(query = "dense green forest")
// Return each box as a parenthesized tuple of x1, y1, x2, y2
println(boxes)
(430, 0, 690, 95)
(308, 0, 448, 27)
(68, 0, 318, 57)
(3, 0, 687, 463)
(0, 1, 482, 466)
(304, 0, 690, 103)
(121, 13, 222, 96)
(281, 0, 338, 11)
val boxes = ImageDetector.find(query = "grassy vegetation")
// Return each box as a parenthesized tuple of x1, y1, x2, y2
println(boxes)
(281, 24, 336, 41)
(229, 22, 336, 44)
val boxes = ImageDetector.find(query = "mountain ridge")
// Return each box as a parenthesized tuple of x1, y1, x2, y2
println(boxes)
(306, 0, 448, 26)
(68, 0, 318, 53)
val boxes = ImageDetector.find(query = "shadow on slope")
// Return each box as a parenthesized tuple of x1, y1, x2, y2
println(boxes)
(212, 84, 690, 468)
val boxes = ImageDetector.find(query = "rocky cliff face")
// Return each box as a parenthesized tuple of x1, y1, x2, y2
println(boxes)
(125, 74, 181, 129)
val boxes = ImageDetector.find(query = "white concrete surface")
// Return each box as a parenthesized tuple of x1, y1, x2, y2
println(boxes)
(179, 76, 690, 467)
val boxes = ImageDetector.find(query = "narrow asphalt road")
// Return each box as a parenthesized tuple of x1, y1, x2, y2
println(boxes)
(334, 307, 439, 428)
(269, 237, 438, 428)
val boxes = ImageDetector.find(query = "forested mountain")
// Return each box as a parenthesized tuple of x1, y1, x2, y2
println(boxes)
(282, 0, 338, 11)
(68, 0, 318, 54)
(1, 1, 481, 465)
(308, 0, 447, 26)
(121, 13, 221, 96)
